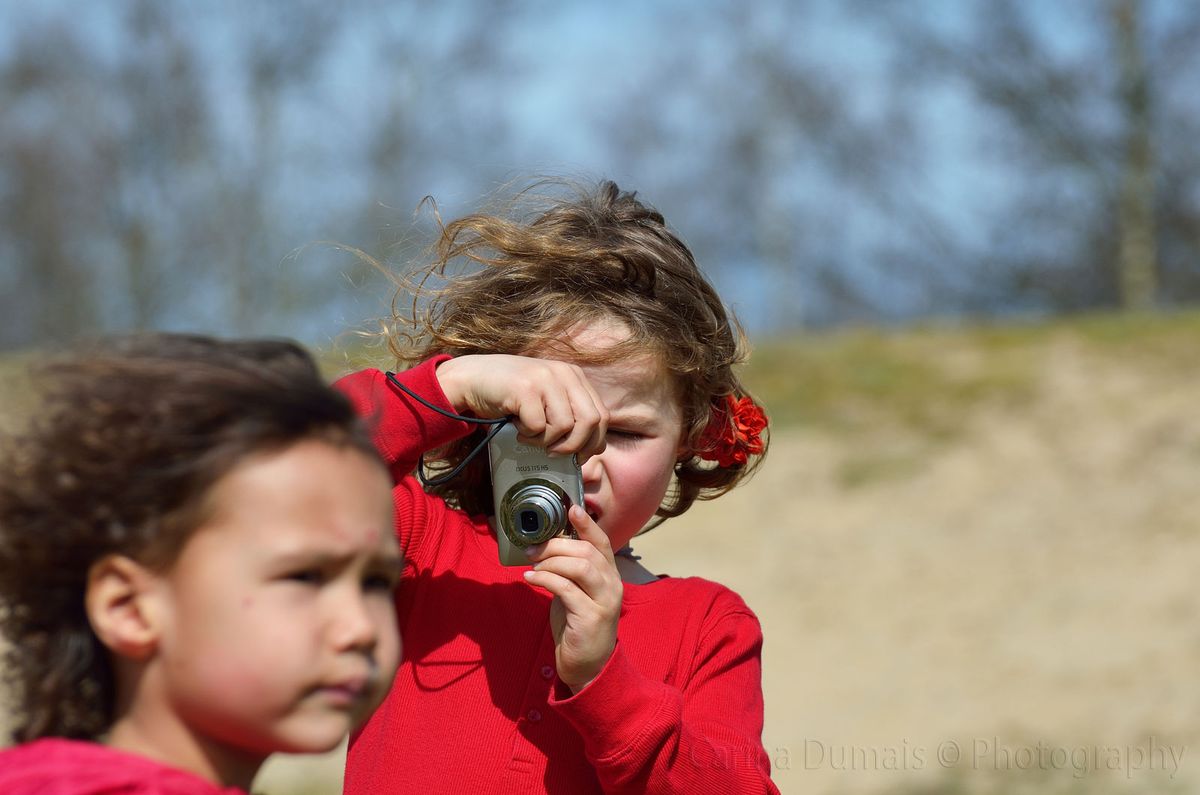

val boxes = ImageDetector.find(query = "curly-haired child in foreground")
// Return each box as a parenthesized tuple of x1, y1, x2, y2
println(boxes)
(336, 179, 779, 793)
(0, 334, 403, 795)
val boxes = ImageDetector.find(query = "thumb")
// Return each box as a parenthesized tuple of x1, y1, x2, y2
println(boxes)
(568, 505, 615, 563)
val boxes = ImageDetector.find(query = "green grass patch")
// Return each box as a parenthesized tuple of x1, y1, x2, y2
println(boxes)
(312, 328, 406, 382)
(836, 448, 932, 489)
(0, 351, 38, 435)
(1055, 308, 1200, 366)
(744, 324, 1039, 438)
(741, 307, 1200, 439)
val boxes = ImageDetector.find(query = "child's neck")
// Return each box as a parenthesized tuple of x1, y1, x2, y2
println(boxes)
(615, 551, 659, 584)
(106, 710, 262, 792)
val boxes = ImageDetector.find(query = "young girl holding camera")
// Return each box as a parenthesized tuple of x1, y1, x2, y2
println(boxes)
(336, 180, 778, 794)
(0, 334, 402, 794)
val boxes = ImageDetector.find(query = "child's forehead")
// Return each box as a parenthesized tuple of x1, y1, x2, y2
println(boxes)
(188, 441, 396, 550)
(567, 318, 631, 349)
(525, 316, 685, 404)
(533, 317, 658, 363)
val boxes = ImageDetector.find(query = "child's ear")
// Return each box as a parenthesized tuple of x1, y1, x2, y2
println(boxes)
(86, 555, 163, 662)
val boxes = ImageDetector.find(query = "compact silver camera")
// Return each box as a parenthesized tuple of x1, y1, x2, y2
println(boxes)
(488, 423, 583, 566)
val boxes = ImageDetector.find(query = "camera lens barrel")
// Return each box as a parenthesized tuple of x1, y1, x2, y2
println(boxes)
(500, 478, 571, 546)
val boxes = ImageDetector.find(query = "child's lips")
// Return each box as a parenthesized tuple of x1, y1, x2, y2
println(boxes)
(317, 675, 370, 707)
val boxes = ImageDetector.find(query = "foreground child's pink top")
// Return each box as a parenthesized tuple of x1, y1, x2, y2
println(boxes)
(0, 739, 246, 795)
(336, 360, 779, 794)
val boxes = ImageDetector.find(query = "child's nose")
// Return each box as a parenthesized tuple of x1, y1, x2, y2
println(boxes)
(332, 592, 378, 653)
(580, 451, 602, 485)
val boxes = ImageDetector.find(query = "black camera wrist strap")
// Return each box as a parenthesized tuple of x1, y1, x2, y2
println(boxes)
(384, 371, 510, 488)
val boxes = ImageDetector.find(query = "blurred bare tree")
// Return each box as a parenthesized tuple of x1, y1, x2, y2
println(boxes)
(0, 1, 315, 347)
(879, 0, 1200, 312)
(591, 0, 1016, 327)
(114, 0, 215, 330)
(1, 23, 112, 343)
(594, 0, 1200, 324)
(0, 0, 521, 350)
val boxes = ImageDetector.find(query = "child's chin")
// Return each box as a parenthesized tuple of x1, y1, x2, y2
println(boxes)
(268, 718, 355, 755)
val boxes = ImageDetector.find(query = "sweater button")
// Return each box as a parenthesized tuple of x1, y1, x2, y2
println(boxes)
(540, 665, 554, 679)
(527, 709, 542, 723)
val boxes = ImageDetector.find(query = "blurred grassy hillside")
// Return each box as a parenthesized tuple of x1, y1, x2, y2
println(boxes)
(0, 352, 35, 433)
(746, 310, 1199, 436)
(739, 311, 1200, 490)
(317, 308, 1200, 438)
(5, 309, 1190, 436)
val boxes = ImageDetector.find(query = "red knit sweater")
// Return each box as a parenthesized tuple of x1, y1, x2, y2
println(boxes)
(0, 739, 246, 794)
(336, 361, 779, 794)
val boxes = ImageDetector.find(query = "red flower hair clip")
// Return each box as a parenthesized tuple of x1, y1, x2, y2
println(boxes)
(696, 394, 767, 467)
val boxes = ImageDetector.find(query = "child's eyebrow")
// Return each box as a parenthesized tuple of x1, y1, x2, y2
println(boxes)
(608, 410, 671, 428)
(270, 549, 405, 572)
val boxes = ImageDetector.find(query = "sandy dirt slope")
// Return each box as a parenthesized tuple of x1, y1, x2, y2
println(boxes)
(638, 336, 1200, 795)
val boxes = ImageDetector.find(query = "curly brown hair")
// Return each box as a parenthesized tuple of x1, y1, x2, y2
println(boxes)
(0, 333, 381, 743)
(382, 179, 768, 522)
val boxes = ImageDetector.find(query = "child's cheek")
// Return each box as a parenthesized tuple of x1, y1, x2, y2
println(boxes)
(204, 595, 305, 699)
(204, 657, 274, 704)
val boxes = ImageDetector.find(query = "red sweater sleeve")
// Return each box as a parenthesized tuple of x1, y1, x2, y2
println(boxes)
(548, 603, 779, 794)
(334, 356, 465, 477)
(333, 357, 473, 555)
